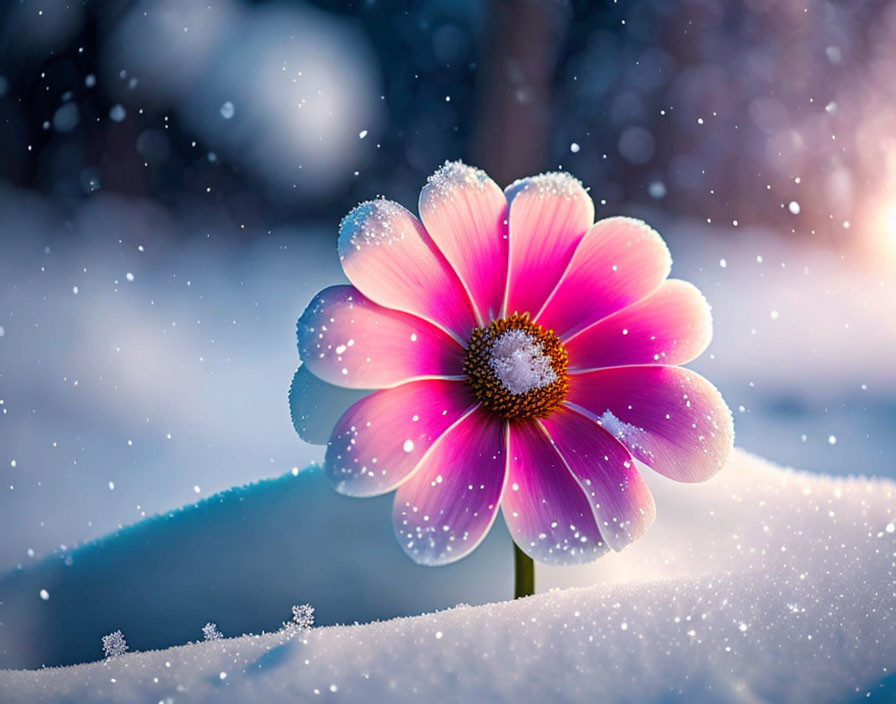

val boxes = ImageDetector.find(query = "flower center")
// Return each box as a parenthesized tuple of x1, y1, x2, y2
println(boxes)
(463, 313, 569, 420)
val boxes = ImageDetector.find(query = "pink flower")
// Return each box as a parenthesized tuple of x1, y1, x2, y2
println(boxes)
(291, 161, 733, 567)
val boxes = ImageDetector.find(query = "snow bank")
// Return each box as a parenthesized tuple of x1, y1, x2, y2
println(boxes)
(3, 449, 895, 703)
(0, 466, 511, 670)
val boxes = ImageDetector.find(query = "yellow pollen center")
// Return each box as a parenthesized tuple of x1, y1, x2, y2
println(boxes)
(463, 313, 569, 420)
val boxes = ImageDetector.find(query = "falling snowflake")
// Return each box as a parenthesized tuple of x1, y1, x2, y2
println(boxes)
(202, 622, 222, 641)
(101, 630, 128, 659)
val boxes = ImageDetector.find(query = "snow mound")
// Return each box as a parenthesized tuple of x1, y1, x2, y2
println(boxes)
(2, 449, 895, 703)
(0, 467, 511, 670)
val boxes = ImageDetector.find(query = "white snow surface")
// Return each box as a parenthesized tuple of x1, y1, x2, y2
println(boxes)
(3, 448, 895, 704)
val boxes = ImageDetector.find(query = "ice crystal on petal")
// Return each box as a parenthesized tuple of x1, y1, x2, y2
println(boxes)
(423, 160, 491, 202)
(598, 410, 655, 461)
(339, 199, 412, 251)
(506, 171, 586, 204)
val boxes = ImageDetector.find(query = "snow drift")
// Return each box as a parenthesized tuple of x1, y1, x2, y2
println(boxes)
(0, 465, 512, 670)
(2, 448, 895, 703)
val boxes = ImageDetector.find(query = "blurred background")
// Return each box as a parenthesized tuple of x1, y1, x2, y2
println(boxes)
(2, 0, 895, 581)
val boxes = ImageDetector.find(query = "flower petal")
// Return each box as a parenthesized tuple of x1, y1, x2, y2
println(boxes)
(566, 365, 734, 483)
(566, 280, 712, 370)
(325, 379, 477, 497)
(503, 420, 608, 565)
(504, 172, 594, 319)
(393, 408, 506, 566)
(289, 365, 373, 445)
(540, 406, 655, 551)
(535, 217, 672, 340)
(338, 199, 477, 341)
(418, 161, 508, 324)
(297, 285, 464, 389)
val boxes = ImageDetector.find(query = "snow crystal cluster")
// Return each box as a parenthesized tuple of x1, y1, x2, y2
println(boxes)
(100, 630, 128, 659)
(488, 329, 557, 395)
(598, 409, 654, 461)
(290, 603, 315, 631)
(422, 160, 491, 204)
(506, 171, 586, 201)
(339, 199, 412, 251)
(281, 603, 316, 637)
(202, 623, 223, 642)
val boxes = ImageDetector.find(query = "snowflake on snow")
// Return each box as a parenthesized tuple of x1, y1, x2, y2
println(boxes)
(283, 603, 315, 635)
(202, 622, 222, 641)
(101, 629, 128, 659)
(291, 603, 315, 629)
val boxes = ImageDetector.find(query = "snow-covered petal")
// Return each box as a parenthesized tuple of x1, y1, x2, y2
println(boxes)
(535, 217, 671, 340)
(504, 172, 594, 320)
(541, 406, 655, 551)
(338, 199, 477, 341)
(418, 161, 508, 325)
(565, 280, 712, 370)
(566, 365, 733, 483)
(297, 285, 464, 389)
(503, 420, 608, 565)
(393, 408, 506, 566)
(289, 365, 373, 445)
(325, 379, 477, 497)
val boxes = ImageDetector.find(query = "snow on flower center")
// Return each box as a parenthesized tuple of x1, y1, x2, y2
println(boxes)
(488, 329, 557, 395)
(463, 313, 568, 420)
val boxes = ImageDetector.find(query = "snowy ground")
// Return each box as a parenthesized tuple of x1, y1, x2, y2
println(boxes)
(2, 449, 895, 703)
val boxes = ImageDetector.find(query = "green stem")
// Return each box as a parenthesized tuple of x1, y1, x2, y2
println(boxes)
(513, 542, 535, 599)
